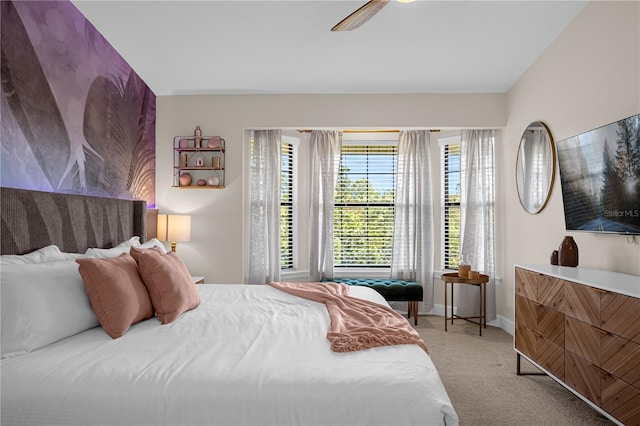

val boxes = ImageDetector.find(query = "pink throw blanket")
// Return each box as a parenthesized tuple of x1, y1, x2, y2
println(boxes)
(268, 281, 428, 353)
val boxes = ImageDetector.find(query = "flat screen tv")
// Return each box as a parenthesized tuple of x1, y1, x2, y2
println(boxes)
(556, 114, 640, 235)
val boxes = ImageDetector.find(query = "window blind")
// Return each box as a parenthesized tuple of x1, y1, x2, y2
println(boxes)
(280, 142, 294, 269)
(334, 144, 397, 267)
(442, 143, 461, 270)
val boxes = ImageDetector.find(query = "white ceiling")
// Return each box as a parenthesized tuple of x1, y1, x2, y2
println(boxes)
(71, 0, 589, 96)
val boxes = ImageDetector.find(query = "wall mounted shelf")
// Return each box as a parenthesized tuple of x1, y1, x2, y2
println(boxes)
(173, 135, 225, 189)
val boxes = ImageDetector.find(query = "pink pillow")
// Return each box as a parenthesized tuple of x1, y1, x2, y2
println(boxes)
(134, 250, 201, 324)
(75, 254, 154, 338)
(129, 245, 165, 263)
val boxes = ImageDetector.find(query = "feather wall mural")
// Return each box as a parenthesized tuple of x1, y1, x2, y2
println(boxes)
(0, 0, 156, 206)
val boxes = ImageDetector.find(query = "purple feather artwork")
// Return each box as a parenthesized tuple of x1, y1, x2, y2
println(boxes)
(0, 0, 156, 206)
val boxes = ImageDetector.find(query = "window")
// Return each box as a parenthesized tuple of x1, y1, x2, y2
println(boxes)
(280, 137, 297, 269)
(441, 139, 461, 270)
(334, 141, 397, 267)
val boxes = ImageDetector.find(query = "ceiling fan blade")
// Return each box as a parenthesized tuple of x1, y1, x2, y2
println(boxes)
(331, 0, 390, 32)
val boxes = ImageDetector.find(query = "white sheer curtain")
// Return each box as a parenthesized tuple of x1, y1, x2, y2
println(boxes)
(309, 130, 342, 282)
(390, 130, 435, 311)
(248, 129, 282, 285)
(458, 129, 496, 321)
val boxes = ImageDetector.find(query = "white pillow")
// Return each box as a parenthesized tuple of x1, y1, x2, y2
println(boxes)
(1, 261, 100, 358)
(117, 236, 141, 247)
(60, 252, 83, 261)
(139, 238, 168, 253)
(0, 245, 67, 265)
(81, 238, 167, 259)
(81, 246, 131, 259)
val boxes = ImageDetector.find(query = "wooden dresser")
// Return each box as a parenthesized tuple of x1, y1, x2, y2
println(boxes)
(514, 264, 640, 426)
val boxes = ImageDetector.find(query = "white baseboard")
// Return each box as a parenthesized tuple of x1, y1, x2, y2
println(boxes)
(492, 315, 514, 336)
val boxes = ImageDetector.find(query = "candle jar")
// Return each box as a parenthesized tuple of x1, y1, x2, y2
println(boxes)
(458, 255, 471, 279)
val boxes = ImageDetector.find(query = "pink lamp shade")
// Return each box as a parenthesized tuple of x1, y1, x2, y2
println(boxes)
(157, 214, 191, 252)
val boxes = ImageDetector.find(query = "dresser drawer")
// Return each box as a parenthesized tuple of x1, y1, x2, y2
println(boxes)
(516, 294, 564, 345)
(565, 351, 602, 406)
(538, 304, 564, 346)
(537, 337, 564, 381)
(601, 291, 640, 345)
(516, 295, 537, 330)
(565, 316, 603, 367)
(537, 275, 565, 312)
(515, 323, 564, 381)
(564, 281, 602, 327)
(602, 332, 640, 388)
(602, 373, 640, 426)
(515, 267, 539, 302)
(515, 322, 537, 360)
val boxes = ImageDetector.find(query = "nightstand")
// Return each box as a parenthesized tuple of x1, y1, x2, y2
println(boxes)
(191, 276, 205, 284)
(440, 272, 488, 336)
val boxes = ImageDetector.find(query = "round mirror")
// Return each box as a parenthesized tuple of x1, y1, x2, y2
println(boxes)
(516, 121, 556, 214)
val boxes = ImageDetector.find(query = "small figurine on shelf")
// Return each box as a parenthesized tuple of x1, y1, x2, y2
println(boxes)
(194, 126, 202, 148)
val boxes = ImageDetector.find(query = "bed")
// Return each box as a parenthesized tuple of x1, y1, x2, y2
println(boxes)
(1, 187, 458, 426)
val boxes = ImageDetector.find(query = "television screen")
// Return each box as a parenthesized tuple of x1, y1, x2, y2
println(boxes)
(557, 114, 640, 235)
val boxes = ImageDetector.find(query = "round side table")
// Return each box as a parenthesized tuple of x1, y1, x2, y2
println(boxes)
(440, 272, 489, 336)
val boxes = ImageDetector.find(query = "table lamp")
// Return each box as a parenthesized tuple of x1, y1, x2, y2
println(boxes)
(157, 214, 191, 252)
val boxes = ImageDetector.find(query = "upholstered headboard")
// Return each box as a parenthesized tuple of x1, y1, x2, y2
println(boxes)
(1, 188, 146, 255)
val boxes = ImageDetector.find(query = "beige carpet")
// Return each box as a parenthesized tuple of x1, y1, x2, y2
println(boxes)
(414, 315, 614, 426)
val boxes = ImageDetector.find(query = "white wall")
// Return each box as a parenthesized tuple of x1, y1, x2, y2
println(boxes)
(156, 94, 505, 284)
(501, 1, 640, 322)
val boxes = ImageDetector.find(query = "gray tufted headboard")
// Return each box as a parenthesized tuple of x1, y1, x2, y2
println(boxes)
(1, 187, 146, 255)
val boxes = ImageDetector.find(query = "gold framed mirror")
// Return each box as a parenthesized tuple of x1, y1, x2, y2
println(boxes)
(516, 121, 556, 214)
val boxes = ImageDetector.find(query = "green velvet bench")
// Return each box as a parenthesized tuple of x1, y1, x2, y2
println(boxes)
(322, 278, 423, 325)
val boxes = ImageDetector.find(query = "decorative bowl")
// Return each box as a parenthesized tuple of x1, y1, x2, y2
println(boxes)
(207, 137, 221, 149)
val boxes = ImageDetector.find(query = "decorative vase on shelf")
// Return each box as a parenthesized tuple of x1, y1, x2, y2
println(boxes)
(550, 250, 559, 265)
(179, 172, 192, 187)
(558, 236, 578, 267)
(194, 126, 202, 148)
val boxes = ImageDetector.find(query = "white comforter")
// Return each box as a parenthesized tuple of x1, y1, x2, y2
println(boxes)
(1, 284, 458, 426)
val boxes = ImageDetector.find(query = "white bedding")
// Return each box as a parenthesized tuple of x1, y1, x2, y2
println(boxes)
(1, 284, 458, 426)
